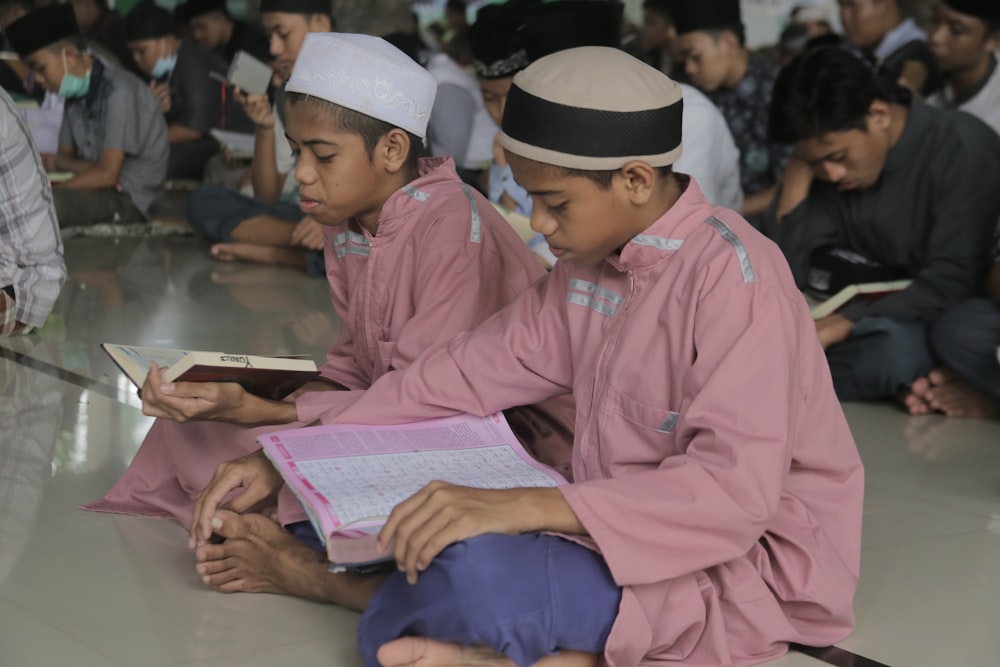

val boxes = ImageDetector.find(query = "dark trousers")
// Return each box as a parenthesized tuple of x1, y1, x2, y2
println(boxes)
(186, 185, 325, 277)
(929, 298, 1000, 401)
(826, 316, 936, 401)
(52, 188, 145, 228)
(167, 138, 221, 181)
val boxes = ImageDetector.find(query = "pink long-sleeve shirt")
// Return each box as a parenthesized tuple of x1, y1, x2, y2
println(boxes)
(87, 157, 573, 524)
(297, 178, 864, 666)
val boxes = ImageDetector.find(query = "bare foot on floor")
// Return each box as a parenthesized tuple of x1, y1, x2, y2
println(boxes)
(377, 638, 597, 667)
(211, 242, 280, 265)
(923, 372, 1000, 419)
(377, 638, 514, 667)
(193, 510, 386, 608)
(901, 368, 954, 415)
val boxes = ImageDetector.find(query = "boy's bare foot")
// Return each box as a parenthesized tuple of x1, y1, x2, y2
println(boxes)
(924, 372, 1000, 419)
(193, 510, 386, 609)
(211, 242, 309, 270)
(377, 638, 597, 667)
(377, 637, 513, 667)
(902, 375, 934, 415)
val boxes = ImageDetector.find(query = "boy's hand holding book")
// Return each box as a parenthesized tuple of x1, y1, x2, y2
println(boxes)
(190, 449, 284, 548)
(815, 313, 854, 350)
(141, 364, 299, 427)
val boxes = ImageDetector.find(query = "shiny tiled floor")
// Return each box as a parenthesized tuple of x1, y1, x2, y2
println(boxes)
(2, 237, 999, 666)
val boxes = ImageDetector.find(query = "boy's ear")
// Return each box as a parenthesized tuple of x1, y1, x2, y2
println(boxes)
(379, 128, 412, 173)
(617, 160, 658, 206)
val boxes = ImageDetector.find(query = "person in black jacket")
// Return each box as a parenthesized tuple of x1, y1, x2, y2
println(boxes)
(184, 0, 270, 67)
(764, 46, 1000, 402)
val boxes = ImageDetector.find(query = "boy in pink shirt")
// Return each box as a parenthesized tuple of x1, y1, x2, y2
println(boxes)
(86, 33, 574, 600)
(192, 47, 864, 666)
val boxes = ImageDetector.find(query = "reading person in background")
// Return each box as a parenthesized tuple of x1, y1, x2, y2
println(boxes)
(183, 0, 271, 68)
(183, 0, 332, 276)
(904, 222, 1000, 419)
(764, 47, 1000, 402)
(667, 0, 789, 224)
(5, 4, 168, 228)
(124, 0, 252, 181)
(926, 0, 1000, 136)
(192, 47, 863, 667)
(68, 0, 141, 76)
(87, 33, 575, 604)
(0, 87, 66, 337)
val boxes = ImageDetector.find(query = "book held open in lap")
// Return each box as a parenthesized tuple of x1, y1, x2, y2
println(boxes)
(807, 280, 912, 320)
(259, 412, 568, 572)
(101, 343, 319, 400)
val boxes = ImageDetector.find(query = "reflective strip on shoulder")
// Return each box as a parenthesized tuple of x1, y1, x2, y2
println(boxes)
(402, 184, 431, 202)
(657, 412, 680, 434)
(705, 216, 755, 283)
(460, 184, 482, 244)
(631, 234, 685, 252)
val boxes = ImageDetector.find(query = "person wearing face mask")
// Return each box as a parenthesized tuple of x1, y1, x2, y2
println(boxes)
(5, 4, 167, 229)
(124, 0, 252, 181)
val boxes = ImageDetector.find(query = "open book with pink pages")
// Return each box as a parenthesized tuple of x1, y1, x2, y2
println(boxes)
(259, 412, 568, 573)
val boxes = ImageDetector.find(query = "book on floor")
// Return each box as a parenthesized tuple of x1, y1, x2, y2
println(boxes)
(210, 129, 255, 160)
(808, 280, 912, 320)
(101, 343, 319, 400)
(258, 412, 568, 572)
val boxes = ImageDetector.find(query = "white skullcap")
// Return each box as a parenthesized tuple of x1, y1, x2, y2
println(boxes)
(500, 46, 683, 170)
(286, 32, 437, 139)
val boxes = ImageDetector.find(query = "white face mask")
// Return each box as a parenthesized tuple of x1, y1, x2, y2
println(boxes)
(151, 40, 177, 80)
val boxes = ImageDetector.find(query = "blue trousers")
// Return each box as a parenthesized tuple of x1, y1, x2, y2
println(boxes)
(930, 298, 1000, 401)
(825, 316, 936, 401)
(186, 185, 325, 277)
(357, 534, 622, 667)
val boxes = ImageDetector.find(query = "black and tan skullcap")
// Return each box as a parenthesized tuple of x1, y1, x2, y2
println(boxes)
(500, 46, 683, 170)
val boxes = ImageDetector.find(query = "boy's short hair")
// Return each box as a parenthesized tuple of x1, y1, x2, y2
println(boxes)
(124, 0, 175, 41)
(642, 0, 673, 22)
(768, 47, 891, 144)
(563, 165, 674, 189)
(286, 91, 422, 171)
(704, 22, 746, 47)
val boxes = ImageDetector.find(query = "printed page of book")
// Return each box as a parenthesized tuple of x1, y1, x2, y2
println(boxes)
(101, 344, 190, 386)
(209, 130, 255, 160)
(261, 413, 567, 539)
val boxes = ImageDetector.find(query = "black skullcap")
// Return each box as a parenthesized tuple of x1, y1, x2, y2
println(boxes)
(500, 46, 683, 169)
(942, 0, 1000, 21)
(5, 3, 78, 58)
(124, 0, 174, 41)
(259, 0, 331, 14)
(185, 0, 228, 20)
(468, 0, 543, 79)
(521, 1, 623, 61)
(667, 0, 741, 35)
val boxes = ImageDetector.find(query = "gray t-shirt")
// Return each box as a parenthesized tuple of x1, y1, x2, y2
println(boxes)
(59, 59, 168, 216)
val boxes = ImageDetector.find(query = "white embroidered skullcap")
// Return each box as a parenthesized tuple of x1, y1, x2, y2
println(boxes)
(500, 46, 683, 170)
(286, 32, 437, 139)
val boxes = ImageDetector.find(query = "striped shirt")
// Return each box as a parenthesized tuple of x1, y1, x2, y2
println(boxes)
(0, 88, 65, 328)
